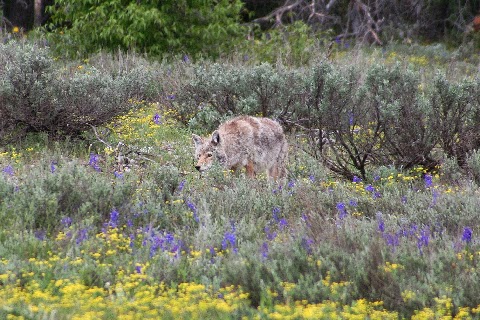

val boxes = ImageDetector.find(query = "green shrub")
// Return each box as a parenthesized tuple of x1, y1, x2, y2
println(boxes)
(0, 42, 156, 142)
(0, 159, 136, 232)
(47, 0, 246, 58)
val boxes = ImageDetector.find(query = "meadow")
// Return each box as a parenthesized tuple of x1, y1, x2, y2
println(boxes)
(1, 38, 480, 319)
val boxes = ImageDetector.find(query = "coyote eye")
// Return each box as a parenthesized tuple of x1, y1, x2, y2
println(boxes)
(207, 153, 213, 158)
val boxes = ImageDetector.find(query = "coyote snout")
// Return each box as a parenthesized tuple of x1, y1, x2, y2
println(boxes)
(192, 116, 288, 181)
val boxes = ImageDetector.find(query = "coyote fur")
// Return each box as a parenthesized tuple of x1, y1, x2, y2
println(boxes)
(192, 116, 288, 180)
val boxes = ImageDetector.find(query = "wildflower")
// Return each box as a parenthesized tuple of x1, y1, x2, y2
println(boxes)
(348, 199, 358, 207)
(309, 174, 315, 183)
(182, 55, 190, 63)
(376, 212, 385, 233)
(50, 161, 57, 173)
(301, 237, 314, 254)
(430, 189, 439, 207)
(178, 179, 186, 192)
(222, 232, 237, 253)
(13, 26, 20, 33)
(261, 242, 269, 259)
(417, 227, 430, 252)
(373, 175, 380, 181)
(384, 233, 399, 250)
(349, 112, 354, 125)
(401, 195, 407, 204)
(462, 227, 473, 244)
(2, 165, 14, 176)
(88, 153, 101, 172)
(109, 209, 119, 228)
(167, 94, 176, 100)
(135, 265, 142, 274)
(76, 229, 88, 245)
(186, 200, 199, 223)
(287, 179, 295, 188)
(61, 217, 72, 228)
(424, 174, 433, 188)
(264, 226, 277, 241)
(352, 176, 362, 183)
(365, 184, 375, 192)
(34, 230, 46, 241)
(272, 207, 281, 221)
(153, 113, 162, 125)
(336, 202, 347, 219)
(278, 218, 288, 229)
(114, 171, 124, 179)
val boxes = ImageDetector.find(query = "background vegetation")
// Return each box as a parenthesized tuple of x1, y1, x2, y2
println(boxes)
(0, 0, 480, 318)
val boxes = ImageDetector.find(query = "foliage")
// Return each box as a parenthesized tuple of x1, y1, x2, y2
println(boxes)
(46, 0, 246, 58)
(0, 41, 156, 142)
(1, 39, 480, 318)
(169, 55, 480, 180)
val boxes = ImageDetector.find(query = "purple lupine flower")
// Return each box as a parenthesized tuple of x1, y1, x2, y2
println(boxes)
(2, 165, 14, 176)
(76, 228, 88, 245)
(182, 55, 190, 63)
(431, 189, 439, 207)
(348, 199, 358, 207)
(401, 196, 407, 204)
(153, 113, 162, 125)
(287, 180, 295, 188)
(301, 237, 314, 254)
(384, 233, 400, 249)
(417, 227, 430, 252)
(309, 174, 315, 183)
(261, 241, 269, 259)
(264, 226, 277, 241)
(178, 180, 186, 192)
(109, 209, 119, 228)
(88, 153, 101, 172)
(135, 265, 142, 274)
(336, 202, 347, 219)
(50, 161, 57, 173)
(278, 218, 288, 229)
(34, 230, 46, 241)
(376, 212, 385, 233)
(352, 176, 362, 183)
(186, 200, 199, 222)
(424, 174, 433, 188)
(462, 227, 473, 243)
(373, 175, 380, 182)
(272, 207, 281, 222)
(365, 184, 375, 192)
(61, 217, 72, 227)
(114, 171, 123, 179)
(221, 232, 237, 252)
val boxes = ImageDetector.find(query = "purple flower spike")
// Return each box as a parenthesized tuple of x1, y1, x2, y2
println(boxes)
(462, 227, 473, 244)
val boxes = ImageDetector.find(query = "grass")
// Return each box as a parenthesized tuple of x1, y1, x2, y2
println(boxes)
(1, 44, 480, 319)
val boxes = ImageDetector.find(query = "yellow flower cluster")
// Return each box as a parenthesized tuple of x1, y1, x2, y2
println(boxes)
(108, 101, 180, 144)
(0, 278, 250, 319)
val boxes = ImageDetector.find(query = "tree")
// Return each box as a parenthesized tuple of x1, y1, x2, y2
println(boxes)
(47, 0, 246, 58)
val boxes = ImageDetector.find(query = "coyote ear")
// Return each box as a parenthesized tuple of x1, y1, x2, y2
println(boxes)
(211, 131, 220, 146)
(192, 134, 203, 147)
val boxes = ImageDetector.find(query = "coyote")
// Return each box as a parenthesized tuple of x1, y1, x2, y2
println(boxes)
(192, 116, 288, 180)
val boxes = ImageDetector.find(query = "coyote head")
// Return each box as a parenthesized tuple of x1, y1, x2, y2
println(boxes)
(192, 131, 221, 172)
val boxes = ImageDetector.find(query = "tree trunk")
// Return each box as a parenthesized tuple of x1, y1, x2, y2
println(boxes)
(34, 0, 43, 26)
